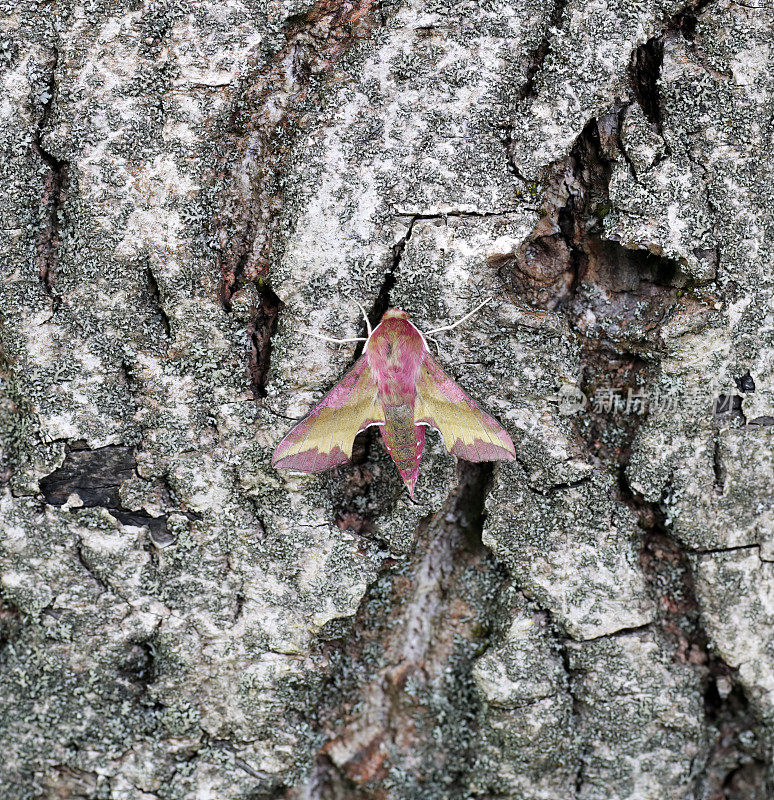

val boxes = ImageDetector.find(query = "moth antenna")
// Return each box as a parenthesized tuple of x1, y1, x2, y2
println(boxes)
(426, 335, 450, 361)
(423, 296, 492, 335)
(307, 331, 368, 344)
(352, 298, 372, 337)
(426, 335, 441, 354)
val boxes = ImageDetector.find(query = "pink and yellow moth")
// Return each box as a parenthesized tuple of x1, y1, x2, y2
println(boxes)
(272, 304, 516, 497)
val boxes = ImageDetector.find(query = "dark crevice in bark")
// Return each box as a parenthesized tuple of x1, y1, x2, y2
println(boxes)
(622, 479, 705, 648)
(717, 759, 773, 800)
(213, 0, 389, 307)
(118, 633, 160, 701)
(691, 544, 761, 557)
(342, 235, 400, 365)
(518, 0, 568, 103)
(527, 474, 593, 497)
(32, 43, 67, 311)
(502, 119, 614, 314)
(0, 597, 22, 655)
(670, 0, 717, 36)
(717, 373, 774, 427)
(145, 266, 171, 338)
(120, 360, 137, 400)
(396, 210, 524, 223)
(507, 77, 768, 793)
(219, 230, 252, 310)
(39, 443, 199, 547)
(715, 393, 745, 424)
(630, 37, 665, 132)
(506, 110, 719, 464)
(619, 468, 772, 796)
(367, 239, 400, 336)
(502, 125, 529, 182)
(232, 591, 245, 624)
(329, 431, 388, 539)
(136, 639, 156, 687)
(629, 0, 717, 143)
(215, 3, 391, 419)
(712, 438, 725, 495)
(247, 284, 284, 399)
(503, 115, 686, 467)
(40, 444, 136, 508)
(741, 379, 774, 426)
(584, 622, 654, 643)
(291, 462, 507, 799)
(502, 0, 568, 178)
(74, 539, 112, 593)
(558, 643, 586, 797)
(735, 371, 755, 393)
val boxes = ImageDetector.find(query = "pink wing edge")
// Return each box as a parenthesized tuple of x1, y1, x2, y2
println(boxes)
(272, 355, 383, 473)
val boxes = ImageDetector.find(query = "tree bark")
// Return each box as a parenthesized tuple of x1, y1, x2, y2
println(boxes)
(1, 1, 772, 798)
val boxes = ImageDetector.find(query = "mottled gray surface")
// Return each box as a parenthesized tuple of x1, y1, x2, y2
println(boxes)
(0, 0, 772, 798)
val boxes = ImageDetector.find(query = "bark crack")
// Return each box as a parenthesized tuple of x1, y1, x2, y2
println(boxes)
(213, 0, 389, 306)
(145, 265, 171, 338)
(39, 443, 199, 549)
(501, 31, 768, 784)
(558, 643, 586, 797)
(623, 474, 771, 795)
(712, 437, 726, 495)
(247, 283, 283, 399)
(518, 0, 569, 104)
(291, 462, 506, 798)
(0, 596, 22, 655)
(74, 537, 116, 597)
(502, 0, 569, 179)
(630, 35, 665, 134)
(691, 543, 761, 557)
(394, 209, 528, 221)
(32, 42, 67, 311)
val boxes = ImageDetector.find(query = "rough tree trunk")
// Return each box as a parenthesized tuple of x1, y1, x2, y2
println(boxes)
(1, 1, 773, 798)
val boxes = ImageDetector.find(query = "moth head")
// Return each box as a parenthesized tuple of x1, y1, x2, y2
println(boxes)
(382, 308, 410, 322)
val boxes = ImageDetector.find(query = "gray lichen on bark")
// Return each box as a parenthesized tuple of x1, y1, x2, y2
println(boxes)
(1, 0, 773, 798)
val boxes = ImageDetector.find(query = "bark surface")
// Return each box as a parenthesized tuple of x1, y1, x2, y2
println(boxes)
(1, 1, 773, 798)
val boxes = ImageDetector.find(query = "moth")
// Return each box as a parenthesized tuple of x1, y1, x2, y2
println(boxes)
(272, 302, 516, 497)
